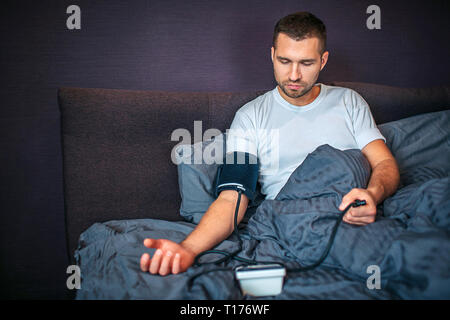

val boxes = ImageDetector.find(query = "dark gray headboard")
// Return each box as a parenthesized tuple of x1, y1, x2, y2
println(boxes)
(329, 82, 450, 124)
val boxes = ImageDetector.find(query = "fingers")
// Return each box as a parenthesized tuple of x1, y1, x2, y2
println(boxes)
(343, 211, 375, 225)
(141, 251, 181, 275)
(172, 253, 181, 274)
(339, 195, 363, 211)
(149, 249, 163, 274)
(143, 238, 160, 248)
(339, 188, 377, 225)
(142, 239, 181, 276)
(343, 207, 376, 225)
(339, 188, 371, 210)
(140, 253, 150, 272)
(143, 238, 152, 248)
(158, 251, 173, 276)
(146, 249, 177, 276)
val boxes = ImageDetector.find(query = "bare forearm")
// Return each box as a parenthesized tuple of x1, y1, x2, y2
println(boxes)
(366, 158, 400, 205)
(180, 193, 248, 256)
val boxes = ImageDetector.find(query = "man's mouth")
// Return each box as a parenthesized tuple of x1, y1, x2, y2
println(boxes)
(286, 84, 302, 90)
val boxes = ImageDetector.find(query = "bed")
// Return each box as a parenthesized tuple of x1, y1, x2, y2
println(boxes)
(58, 82, 450, 299)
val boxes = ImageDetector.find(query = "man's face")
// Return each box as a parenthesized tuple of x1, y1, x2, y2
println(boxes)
(271, 33, 328, 104)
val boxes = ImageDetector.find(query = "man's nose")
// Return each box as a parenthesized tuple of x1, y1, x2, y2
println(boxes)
(289, 64, 301, 82)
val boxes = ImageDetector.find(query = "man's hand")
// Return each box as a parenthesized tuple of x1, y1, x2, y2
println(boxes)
(339, 139, 400, 226)
(140, 190, 249, 276)
(140, 239, 196, 276)
(339, 188, 377, 225)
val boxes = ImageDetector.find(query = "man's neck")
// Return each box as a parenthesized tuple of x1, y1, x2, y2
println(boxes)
(277, 84, 321, 107)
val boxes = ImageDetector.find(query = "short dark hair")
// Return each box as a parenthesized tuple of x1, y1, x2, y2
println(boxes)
(273, 12, 327, 54)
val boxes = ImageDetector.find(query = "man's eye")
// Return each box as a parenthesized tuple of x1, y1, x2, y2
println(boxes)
(303, 63, 313, 66)
(280, 60, 289, 64)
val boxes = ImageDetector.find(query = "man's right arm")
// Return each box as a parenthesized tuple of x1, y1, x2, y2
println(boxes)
(140, 190, 249, 276)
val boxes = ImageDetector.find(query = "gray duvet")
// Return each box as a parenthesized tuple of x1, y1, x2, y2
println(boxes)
(74, 110, 450, 299)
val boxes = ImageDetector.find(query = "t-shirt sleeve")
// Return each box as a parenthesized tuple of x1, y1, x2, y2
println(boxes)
(350, 91, 386, 150)
(226, 109, 258, 157)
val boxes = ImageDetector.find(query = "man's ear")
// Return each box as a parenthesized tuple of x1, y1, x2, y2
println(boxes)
(320, 51, 329, 71)
(271, 46, 274, 62)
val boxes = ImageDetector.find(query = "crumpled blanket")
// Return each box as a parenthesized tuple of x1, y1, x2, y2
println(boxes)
(244, 144, 450, 299)
(75, 144, 449, 299)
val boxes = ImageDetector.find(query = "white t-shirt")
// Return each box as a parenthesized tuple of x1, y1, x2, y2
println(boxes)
(225, 83, 386, 200)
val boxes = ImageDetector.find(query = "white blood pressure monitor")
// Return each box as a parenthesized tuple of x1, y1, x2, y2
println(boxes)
(235, 264, 286, 297)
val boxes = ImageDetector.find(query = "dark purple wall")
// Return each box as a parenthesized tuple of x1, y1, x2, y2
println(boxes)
(1, 0, 449, 299)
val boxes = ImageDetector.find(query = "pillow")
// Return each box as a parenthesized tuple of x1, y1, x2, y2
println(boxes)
(175, 133, 264, 224)
(378, 110, 450, 188)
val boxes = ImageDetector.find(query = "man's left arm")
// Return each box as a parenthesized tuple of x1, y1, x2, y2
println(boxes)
(339, 139, 400, 225)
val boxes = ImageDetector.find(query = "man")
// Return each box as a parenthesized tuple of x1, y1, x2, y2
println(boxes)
(140, 12, 400, 276)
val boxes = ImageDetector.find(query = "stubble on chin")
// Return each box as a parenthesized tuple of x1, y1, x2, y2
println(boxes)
(279, 82, 314, 99)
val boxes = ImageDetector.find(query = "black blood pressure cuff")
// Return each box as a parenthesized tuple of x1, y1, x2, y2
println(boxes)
(214, 151, 259, 201)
